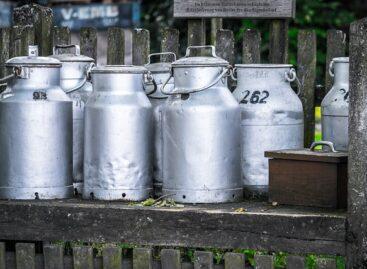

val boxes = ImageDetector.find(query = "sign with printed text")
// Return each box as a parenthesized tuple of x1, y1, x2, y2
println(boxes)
(174, 0, 296, 19)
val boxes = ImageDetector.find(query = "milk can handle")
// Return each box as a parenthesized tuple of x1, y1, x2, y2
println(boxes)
(310, 141, 337, 153)
(143, 71, 158, 95)
(0, 66, 22, 92)
(53, 44, 80, 56)
(285, 68, 302, 96)
(65, 62, 95, 94)
(185, 45, 218, 58)
(147, 52, 177, 64)
(329, 60, 335, 78)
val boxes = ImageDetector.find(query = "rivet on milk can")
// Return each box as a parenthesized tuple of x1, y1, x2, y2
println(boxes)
(50, 44, 95, 195)
(161, 45, 242, 203)
(0, 45, 73, 199)
(145, 52, 176, 197)
(321, 57, 349, 151)
(83, 65, 154, 201)
(232, 64, 304, 198)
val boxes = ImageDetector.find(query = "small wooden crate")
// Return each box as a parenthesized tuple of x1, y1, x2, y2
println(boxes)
(265, 146, 348, 209)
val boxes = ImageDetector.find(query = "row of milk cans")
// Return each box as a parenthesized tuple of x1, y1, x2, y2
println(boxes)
(0, 45, 348, 203)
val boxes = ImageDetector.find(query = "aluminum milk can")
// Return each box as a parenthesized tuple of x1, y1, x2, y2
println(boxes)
(0, 46, 73, 199)
(321, 57, 349, 151)
(145, 52, 176, 195)
(232, 64, 304, 197)
(50, 45, 94, 194)
(83, 65, 153, 201)
(162, 46, 242, 203)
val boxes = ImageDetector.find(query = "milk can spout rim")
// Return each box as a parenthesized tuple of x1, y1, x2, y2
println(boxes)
(235, 64, 293, 68)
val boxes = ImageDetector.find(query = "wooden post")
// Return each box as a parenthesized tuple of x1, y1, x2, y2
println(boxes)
(243, 29, 261, 64)
(347, 17, 367, 268)
(133, 248, 153, 269)
(216, 29, 234, 65)
(325, 30, 346, 94)
(254, 254, 274, 269)
(102, 246, 122, 269)
(211, 18, 223, 46)
(80, 27, 97, 62)
(224, 253, 245, 269)
(161, 28, 179, 61)
(0, 28, 10, 78)
(132, 29, 150, 65)
(73, 246, 94, 269)
(188, 19, 206, 56)
(269, 20, 289, 64)
(16, 243, 35, 269)
(161, 249, 181, 269)
(297, 30, 317, 148)
(52, 27, 71, 48)
(0, 242, 5, 269)
(13, 4, 53, 56)
(10, 25, 35, 57)
(107, 27, 125, 65)
(43, 244, 64, 269)
(194, 251, 213, 269)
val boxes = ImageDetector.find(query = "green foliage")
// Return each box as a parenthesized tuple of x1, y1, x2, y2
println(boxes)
(274, 252, 287, 268)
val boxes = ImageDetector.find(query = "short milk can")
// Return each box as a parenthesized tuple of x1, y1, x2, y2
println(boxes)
(321, 57, 349, 151)
(232, 64, 304, 197)
(145, 52, 176, 195)
(83, 65, 153, 201)
(0, 46, 73, 199)
(162, 46, 242, 203)
(51, 44, 94, 194)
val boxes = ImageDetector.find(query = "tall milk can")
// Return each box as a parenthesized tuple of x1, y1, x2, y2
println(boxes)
(83, 65, 153, 201)
(145, 52, 176, 195)
(50, 45, 94, 194)
(162, 46, 242, 203)
(0, 46, 73, 199)
(321, 57, 349, 151)
(232, 64, 304, 197)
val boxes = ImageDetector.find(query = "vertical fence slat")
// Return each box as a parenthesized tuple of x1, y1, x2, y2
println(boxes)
(161, 28, 180, 61)
(107, 27, 125, 65)
(13, 4, 53, 56)
(132, 29, 150, 66)
(269, 19, 289, 64)
(0, 28, 10, 78)
(52, 26, 71, 48)
(16, 243, 35, 269)
(254, 254, 274, 269)
(43, 244, 64, 269)
(194, 251, 213, 269)
(0, 242, 5, 269)
(11, 25, 34, 58)
(161, 249, 180, 269)
(315, 258, 336, 269)
(188, 19, 206, 51)
(211, 18, 223, 46)
(325, 29, 346, 94)
(242, 29, 261, 64)
(133, 248, 153, 269)
(297, 29, 317, 148)
(286, 255, 306, 269)
(73, 246, 94, 269)
(80, 27, 98, 62)
(216, 29, 235, 66)
(102, 246, 122, 269)
(224, 253, 245, 269)
(347, 16, 367, 269)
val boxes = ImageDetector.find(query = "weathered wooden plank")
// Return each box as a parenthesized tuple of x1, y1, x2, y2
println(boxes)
(211, 18, 223, 46)
(269, 20, 289, 64)
(347, 16, 367, 269)
(161, 28, 179, 61)
(107, 27, 125, 65)
(174, 0, 296, 19)
(315, 258, 336, 269)
(133, 248, 153, 269)
(73, 246, 94, 269)
(194, 251, 213, 269)
(52, 26, 71, 48)
(297, 29, 317, 148)
(286, 255, 305, 269)
(216, 29, 235, 66)
(182, 262, 194, 269)
(10, 25, 35, 58)
(102, 246, 122, 269)
(243, 29, 261, 64)
(188, 19, 206, 48)
(0, 28, 10, 79)
(0, 242, 5, 269)
(80, 27, 97, 62)
(132, 29, 150, 66)
(15, 243, 35, 269)
(13, 4, 53, 56)
(161, 249, 181, 269)
(254, 255, 274, 269)
(325, 30, 346, 95)
(43, 244, 64, 269)
(224, 252, 245, 269)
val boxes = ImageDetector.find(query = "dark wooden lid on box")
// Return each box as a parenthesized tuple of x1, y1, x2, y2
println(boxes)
(265, 149, 348, 163)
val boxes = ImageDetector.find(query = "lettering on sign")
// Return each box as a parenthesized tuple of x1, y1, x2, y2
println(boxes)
(174, 0, 296, 19)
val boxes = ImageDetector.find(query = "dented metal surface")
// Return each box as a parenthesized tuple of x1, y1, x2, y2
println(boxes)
(321, 57, 349, 151)
(162, 46, 242, 203)
(83, 65, 153, 201)
(0, 46, 73, 199)
(233, 64, 304, 196)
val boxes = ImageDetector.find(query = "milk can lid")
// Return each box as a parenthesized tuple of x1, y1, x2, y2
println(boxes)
(91, 65, 148, 74)
(172, 46, 228, 67)
(332, 57, 349, 63)
(50, 45, 94, 63)
(6, 46, 61, 67)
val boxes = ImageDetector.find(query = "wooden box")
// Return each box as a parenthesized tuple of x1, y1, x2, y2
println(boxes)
(265, 147, 348, 209)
